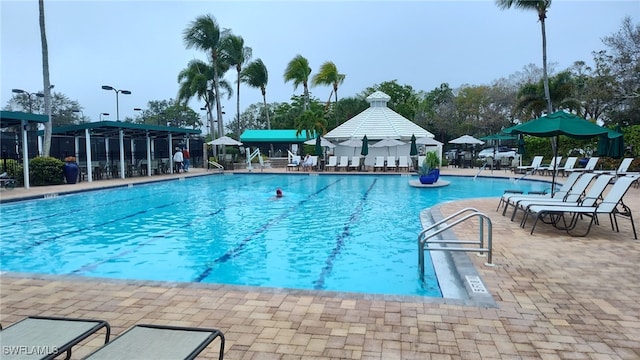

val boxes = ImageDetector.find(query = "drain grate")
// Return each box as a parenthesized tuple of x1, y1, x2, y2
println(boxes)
(465, 275, 488, 294)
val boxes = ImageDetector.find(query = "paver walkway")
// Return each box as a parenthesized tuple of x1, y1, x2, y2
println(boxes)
(1, 166, 638, 359)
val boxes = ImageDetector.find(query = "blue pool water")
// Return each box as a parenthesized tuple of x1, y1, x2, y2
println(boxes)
(0, 174, 547, 297)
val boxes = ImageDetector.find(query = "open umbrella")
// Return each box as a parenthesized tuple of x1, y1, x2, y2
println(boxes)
(504, 111, 622, 195)
(449, 134, 485, 145)
(304, 136, 335, 148)
(371, 138, 405, 156)
(207, 136, 242, 146)
(361, 135, 368, 156)
(597, 124, 625, 159)
(410, 134, 418, 156)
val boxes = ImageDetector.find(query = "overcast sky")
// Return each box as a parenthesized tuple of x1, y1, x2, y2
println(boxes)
(1, 0, 638, 127)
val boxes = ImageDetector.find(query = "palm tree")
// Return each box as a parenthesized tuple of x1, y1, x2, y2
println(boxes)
(221, 32, 252, 138)
(295, 109, 327, 140)
(183, 14, 227, 139)
(241, 58, 270, 129)
(311, 61, 345, 118)
(39, 0, 53, 156)
(496, 0, 553, 115)
(284, 55, 312, 110)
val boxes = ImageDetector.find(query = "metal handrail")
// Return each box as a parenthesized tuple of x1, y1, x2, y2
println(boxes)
(418, 208, 493, 278)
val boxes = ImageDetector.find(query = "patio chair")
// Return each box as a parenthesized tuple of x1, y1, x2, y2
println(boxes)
(556, 156, 577, 176)
(373, 156, 385, 172)
(525, 175, 637, 239)
(497, 172, 586, 215)
(337, 156, 349, 171)
(397, 156, 410, 171)
(538, 156, 562, 176)
(515, 156, 543, 174)
(387, 156, 397, 172)
(83, 324, 225, 360)
(0, 172, 16, 190)
(0, 316, 110, 360)
(517, 174, 613, 226)
(566, 157, 599, 173)
(349, 156, 361, 171)
(287, 155, 301, 171)
(594, 157, 633, 176)
(325, 156, 337, 171)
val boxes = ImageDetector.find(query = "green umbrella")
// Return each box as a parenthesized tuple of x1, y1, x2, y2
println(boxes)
(504, 111, 622, 195)
(315, 136, 323, 156)
(609, 124, 625, 158)
(361, 135, 368, 156)
(410, 134, 418, 156)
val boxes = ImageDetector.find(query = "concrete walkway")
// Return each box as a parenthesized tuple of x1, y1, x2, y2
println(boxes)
(1, 166, 639, 359)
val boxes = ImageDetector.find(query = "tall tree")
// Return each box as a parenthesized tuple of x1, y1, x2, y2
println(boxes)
(183, 14, 227, 139)
(294, 109, 327, 140)
(496, 0, 553, 116)
(284, 54, 312, 110)
(240, 58, 270, 129)
(39, 0, 53, 156)
(311, 61, 345, 124)
(221, 32, 252, 138)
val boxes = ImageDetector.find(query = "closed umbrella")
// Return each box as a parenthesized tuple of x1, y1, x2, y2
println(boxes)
(410, 134, 418, 156)
(504, 111, 622, 195)
(361, 135, 368, 156)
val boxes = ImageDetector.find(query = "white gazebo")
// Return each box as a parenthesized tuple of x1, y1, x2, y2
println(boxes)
(324, 91, 435, 166)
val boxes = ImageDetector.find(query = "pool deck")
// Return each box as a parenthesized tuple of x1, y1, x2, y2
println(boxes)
(1, 166, 639, 359)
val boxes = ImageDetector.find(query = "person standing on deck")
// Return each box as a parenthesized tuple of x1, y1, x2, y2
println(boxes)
(182, 147, 191, 172)
(173, 147, 183, 173)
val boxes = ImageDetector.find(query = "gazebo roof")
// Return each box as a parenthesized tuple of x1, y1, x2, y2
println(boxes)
(44, 121, 201, 138)
(324, 91, 433, 141)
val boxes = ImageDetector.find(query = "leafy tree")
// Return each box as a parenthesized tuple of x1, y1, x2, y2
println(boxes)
(133, 99, 201, 129)
(4, 92, 83, 126)
(362, 80, 420, 120)
(294, 109, 327, 140)
(311, 61, 345, 125)
(241, 58, 270, 129)
(183, 14, 228, 139)
(284, 55, 312, 110)
(221, 32, 252, 138)
(332, 96, 369, 130)
(497, 0, 553, 115)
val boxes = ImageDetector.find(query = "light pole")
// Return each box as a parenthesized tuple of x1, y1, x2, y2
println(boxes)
(11, 88, 44, 113)
(72, 109, 85, 124)
(101, 85, 131, 121)
(100, 112, 109, 121)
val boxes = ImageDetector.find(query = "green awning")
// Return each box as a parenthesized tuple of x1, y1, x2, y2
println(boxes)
(240, 129, 314, 143)
(1, 110, 49, 128)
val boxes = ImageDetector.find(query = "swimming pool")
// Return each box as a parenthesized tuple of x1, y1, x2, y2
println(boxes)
(0, 174, 547, 297)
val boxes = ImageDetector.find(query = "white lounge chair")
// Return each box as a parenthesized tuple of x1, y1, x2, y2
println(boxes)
(516, 156, 543, 174)
(337, 156, 349, 171)
(349, 156, 361, 171)
(325, 156, 337, 171)
(397, 156, 409, 171)
(557, 156, 577, 176)
(387, 156, 397, 172)
(594, 157, 633, 175)
(538, 156, 562, 176)
(566, 157, 599, 173)
(497, 172, 583, 214)
(373, 156, 386, 172)
(287, 155, 301, 171)
(517, 174, 613, 226)
(525, 175, 637, 239)
(84, 324, 225, 360)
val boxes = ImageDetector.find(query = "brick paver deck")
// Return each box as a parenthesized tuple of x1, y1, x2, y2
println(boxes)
(1, 166, 638, 359)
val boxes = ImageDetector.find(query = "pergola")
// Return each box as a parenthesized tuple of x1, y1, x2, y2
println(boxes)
(0, 111, 50, 189)
(47, 121, 201, 181)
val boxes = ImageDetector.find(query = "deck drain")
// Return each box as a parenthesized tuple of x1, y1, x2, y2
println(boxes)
(465, 275, 488, 294)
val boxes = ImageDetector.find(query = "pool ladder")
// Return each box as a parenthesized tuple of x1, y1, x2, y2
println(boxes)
(418, 207, 494, 278)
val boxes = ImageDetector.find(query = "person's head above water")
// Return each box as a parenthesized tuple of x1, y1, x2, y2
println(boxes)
(276, 188, 283, 197)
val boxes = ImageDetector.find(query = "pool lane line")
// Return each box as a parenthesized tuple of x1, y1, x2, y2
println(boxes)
(193, 177, 344, 282)
(70, 208, 225, 275)
(313, 178, 378, 290)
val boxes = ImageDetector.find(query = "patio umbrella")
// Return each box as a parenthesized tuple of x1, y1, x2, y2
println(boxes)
(597, 124, 625, 159)
(371, 138, 405, 156)
(410, 134, 418, 156)
(314, 136, 323, 156)
(339, 138, 362, 156)
(304, 136, 335, 148)
(207, 136, 242, 146)
(416, 137, 443, 146)
(504, 111, 622, 195)
(361, 135, 368, 156)
(448, 134, 485, 145)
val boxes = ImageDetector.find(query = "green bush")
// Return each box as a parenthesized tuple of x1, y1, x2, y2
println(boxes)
(29, 157, 65, 186)
(0, 159, 23, 186)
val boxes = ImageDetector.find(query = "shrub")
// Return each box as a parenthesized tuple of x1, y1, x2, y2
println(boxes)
(29, 157, 65, 186)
